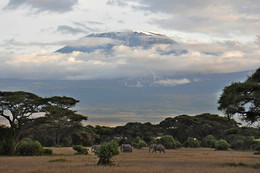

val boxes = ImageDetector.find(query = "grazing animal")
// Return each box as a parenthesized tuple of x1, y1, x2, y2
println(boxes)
(149, 144, 157, 152)
(91, 145, 101, 152)
(120, 144, 133, 153)
(152, 144, 165, 153)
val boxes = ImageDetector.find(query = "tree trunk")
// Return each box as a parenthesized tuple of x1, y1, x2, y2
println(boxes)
(55, 130, 62, 146)
(97, 158, 112, 165)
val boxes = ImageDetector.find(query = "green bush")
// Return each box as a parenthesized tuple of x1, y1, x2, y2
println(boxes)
(226, 134, 253, 150)
(232, 140, 245, 150)
(183, 137, 200, 148)
(251, 141, 259, 150)
(159, 135, 181, 149)
(17, 141, 44, 156)
(215, 139, 230, 150)
(201, 135, 216, 148)
(43, 148, 53, 155)
(94, 140, 119, 165)
(254, 143, 260, 151)
(72, 145, 88, 155)
(175, 141, 182, 148)
(132, 137, 148, 149)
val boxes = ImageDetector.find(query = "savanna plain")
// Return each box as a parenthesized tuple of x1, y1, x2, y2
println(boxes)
(0, 147, 260, 173)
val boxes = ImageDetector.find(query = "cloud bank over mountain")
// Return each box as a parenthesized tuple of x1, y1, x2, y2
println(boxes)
(1, 31, 259, 81)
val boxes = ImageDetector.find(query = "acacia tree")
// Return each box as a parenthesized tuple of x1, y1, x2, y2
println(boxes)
(0, 91, 46, 154)
(0, 92, 87, 154)
(43, 96, 88, 145)
(218, 68, 260, 124)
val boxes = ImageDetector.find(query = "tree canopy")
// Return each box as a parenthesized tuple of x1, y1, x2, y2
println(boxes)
(0, 91, 86, 154)
(218, 68, 260, 123)
(159, 113, 237, 143)
(0, 91, 46, 154)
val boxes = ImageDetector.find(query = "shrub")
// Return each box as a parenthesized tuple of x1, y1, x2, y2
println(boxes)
(227, 135, 253, 150)
(132, 137, 148, 149)
(72, 145, 88, 155)
(215, 139, 230, 150)
(175, 141, 182, 149)
(159, 135, 180, 149)
(232, 140, 245, 150)
(94, 140, 119, 165)
(254, 143, 260, 153)
(252, 141, 260, 150)
(43, 148, 53, 155)
(201, 135, 216, 148)
(17, 141, 43, 156)
(183, 137, 200, 148)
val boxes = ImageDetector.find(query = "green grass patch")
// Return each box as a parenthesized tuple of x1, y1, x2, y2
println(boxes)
(48, 158, 69, 163)
(222, 162, 260, 169)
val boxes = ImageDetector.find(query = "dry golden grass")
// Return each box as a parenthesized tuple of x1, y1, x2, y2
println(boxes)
(0, 147, 259, 173)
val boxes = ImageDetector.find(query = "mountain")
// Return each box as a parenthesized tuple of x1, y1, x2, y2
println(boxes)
(56, 31, 187, 55)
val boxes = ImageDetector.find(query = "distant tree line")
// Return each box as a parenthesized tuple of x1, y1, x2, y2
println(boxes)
(2, 111, 259, 155)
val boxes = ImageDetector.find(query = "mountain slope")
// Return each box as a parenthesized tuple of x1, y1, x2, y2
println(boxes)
(56, 31, 185, 55)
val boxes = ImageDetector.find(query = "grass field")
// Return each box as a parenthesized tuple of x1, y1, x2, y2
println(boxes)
(0, 147, 260, 173)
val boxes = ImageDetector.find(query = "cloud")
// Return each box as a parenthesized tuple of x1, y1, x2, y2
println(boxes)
(4, 0, 78, 13)
(153, 78, 190, 87)
(0, 38, 260, 80)
(57, 22, 101, 35)
(106, 0, 128, 7)
(109, 0, 260, 37)
(57, 25, 87, 35)
(0, 39, 76, 53)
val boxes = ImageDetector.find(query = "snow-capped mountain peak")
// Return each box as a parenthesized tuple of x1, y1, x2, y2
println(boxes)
(56, 30, 183, 55)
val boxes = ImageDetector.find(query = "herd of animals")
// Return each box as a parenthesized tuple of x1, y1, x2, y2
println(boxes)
(91, 144, 165, 153)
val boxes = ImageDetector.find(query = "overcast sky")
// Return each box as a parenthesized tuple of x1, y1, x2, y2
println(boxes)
(0, 0, 260, 80)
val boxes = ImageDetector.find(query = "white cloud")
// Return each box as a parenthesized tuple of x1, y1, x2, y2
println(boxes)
(57, 25, 88, 35)
(110, 0, 260, 38)
(5, 0, 78, 13)
(153, 78, 190, 87)
(106, 0, 128, 7)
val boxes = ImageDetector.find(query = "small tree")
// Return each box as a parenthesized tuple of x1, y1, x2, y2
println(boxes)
(132, 137, 148, 149)
(43, 96, 87, 146)
(183, 137, 200, 148)
(73, 145, 88, 155)
(254, 143, 260, 154)
(228, 135, 253, 150)
(94, 140, 119, 165)
(201, 135, 216, 148)
(215, 139, 230, 150)
(17, 140, 43, 156)
(159, 135, 180, 149)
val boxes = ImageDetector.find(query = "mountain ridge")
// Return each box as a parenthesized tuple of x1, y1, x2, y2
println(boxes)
(56, 30, 179, 54)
